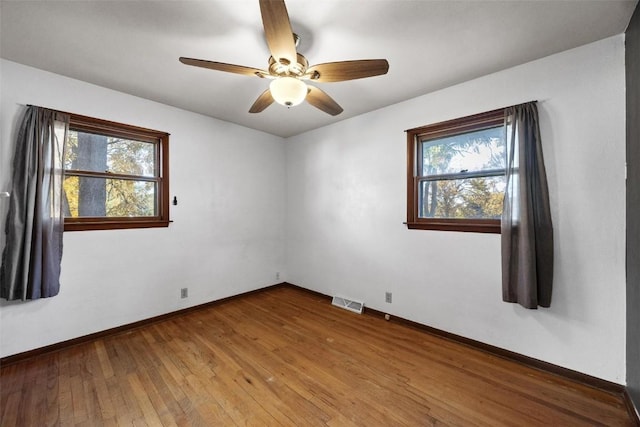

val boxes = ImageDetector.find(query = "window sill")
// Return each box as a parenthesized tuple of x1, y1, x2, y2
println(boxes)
(64, 219, 170, 232)
(405, 219, 500, 234)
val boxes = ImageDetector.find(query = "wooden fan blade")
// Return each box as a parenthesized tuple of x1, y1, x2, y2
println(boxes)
(249, 89, 275, 113)
(306, 86, 343, 116)
(179, 57, 268, 77)
(259, 0, 297, 65)
(306, 59, 389, 82)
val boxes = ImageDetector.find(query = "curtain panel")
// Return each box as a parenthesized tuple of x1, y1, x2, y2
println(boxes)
(0, 106, 69, 301)
(501, 102, 554, 309)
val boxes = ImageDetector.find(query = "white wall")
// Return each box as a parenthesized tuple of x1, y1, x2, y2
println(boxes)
(0, 60, 287, 357)
(286, 36, 627, 383)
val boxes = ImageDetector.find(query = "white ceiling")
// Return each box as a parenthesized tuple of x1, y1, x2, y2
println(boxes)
(1, 0, 637, 137)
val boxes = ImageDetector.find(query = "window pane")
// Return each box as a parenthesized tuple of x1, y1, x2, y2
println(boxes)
(420, 126, 504, 176)
(65, 130, 156, 177)
(418, 176, 505, 219)
(63, 176, 157, 217)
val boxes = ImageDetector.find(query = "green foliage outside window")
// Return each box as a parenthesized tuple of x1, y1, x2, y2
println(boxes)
(418, 126, 505, 220)
(63, 130, 157, 218)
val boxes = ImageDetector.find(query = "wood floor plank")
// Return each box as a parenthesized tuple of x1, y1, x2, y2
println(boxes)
(1, 391, 21, 427)
(69, 373, 87, 424)
(94, 341, 114, 380)
(127, 372, 173, 427)
(0, 285, 634, 426)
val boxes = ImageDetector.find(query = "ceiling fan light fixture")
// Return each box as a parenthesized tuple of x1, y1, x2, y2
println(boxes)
(270, 76, 307, 107)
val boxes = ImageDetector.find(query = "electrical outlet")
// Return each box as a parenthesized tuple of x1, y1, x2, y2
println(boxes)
(181, 288, 188, 299)
(276, 272, 280, 281)
(385, 292, 392, 303)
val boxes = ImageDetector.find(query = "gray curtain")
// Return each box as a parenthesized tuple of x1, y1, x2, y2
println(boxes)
(501, 102, 553, 309)
(0, 106, 69, 301)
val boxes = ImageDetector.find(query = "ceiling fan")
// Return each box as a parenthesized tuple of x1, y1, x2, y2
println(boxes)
(179, 0, 389, 116)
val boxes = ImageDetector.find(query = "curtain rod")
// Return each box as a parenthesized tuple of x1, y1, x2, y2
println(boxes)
(24, 103, 82, 119)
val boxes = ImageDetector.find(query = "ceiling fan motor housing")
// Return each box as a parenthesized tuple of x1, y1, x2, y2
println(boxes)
(269, 53, 309, 77)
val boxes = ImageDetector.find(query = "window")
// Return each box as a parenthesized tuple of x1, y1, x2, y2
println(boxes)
(406, 108, 505, 233)
(63, 113, 170, 231)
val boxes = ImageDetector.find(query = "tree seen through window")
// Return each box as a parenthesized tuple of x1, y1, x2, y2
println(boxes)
(63, 131, 157, 218)
(419, 126, 505, 220)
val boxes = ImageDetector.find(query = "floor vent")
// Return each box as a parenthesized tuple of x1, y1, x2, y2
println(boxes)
(331, 296, 364, 314)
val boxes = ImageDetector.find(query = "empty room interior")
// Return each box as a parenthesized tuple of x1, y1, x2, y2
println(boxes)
(1, 0, 640, 425)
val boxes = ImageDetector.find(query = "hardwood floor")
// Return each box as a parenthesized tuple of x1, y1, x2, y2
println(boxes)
(0, 286, 634, 426)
